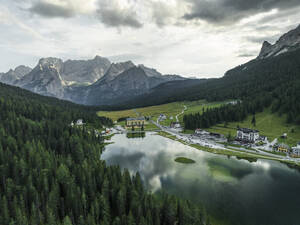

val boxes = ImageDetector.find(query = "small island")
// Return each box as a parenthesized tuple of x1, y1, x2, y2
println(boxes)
(175, 157, 196, 164)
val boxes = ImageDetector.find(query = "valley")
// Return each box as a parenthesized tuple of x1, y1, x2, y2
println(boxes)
(1, 4, 300, 224)
(99, 100, 300, 167)
(103, 132, 300, 225)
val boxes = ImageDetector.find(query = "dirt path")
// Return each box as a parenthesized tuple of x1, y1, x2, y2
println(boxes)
(176, 105, 187, 122)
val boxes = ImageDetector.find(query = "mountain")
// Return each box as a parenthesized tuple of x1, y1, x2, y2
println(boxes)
(0, 65, 32, 85)
(113, 24, 300, 125)
(66, 63, 187, 105)
(15, 58, 66, 98)
(258, 24, 300, 59)
(97, 61, 135, 83)
(109, 78, 207, 110)
(6, 56, 186, 105)
(61, 55, 111, 85)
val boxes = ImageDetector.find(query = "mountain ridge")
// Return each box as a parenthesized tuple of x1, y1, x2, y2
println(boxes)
(258, 24, 300, 59)
(1, 56, 187, 106)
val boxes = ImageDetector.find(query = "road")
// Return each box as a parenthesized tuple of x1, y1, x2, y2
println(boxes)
(175, 105, 187, 122)
(151, 106, 300, 164)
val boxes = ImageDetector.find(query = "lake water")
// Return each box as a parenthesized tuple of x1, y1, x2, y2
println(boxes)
(102, 133, 300, 225)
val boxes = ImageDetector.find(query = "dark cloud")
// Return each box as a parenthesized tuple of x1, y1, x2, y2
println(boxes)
(236, 49, 258, 58)
(237, 53, 256, 58)
(96, 1, 143, 28)
(245, 35, 280, 44)
(150, 1, 173, 27)
(183, 0, 300, 24)
(30, 1, 75, 18)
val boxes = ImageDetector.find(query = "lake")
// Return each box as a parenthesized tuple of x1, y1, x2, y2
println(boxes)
(101, 133, 300, 225)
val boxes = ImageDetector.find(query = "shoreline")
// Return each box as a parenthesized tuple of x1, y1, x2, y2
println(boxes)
(156, 131, 300, 168)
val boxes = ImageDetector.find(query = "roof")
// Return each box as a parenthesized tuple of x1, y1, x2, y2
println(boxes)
(126, 117, 145, 121)
(238, 128, 259, 133)
(278, 143, 290, 149)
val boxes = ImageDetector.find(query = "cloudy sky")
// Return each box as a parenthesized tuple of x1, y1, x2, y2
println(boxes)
(0, 0, 300, 78)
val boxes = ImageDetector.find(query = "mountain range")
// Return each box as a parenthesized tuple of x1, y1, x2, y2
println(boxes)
(111, 24, 300, 109)
(0, 24, 300, 107)
(0, 56, 186, 105)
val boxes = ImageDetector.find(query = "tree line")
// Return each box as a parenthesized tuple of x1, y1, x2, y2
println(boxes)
(0, 83, 209, 225)
(112, 48, 300, 126)
(183, 94, 272, 130)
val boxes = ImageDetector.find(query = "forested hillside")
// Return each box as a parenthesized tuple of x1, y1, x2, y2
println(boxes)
(0, 83, 207, 225)
(119, 48, 300, 126)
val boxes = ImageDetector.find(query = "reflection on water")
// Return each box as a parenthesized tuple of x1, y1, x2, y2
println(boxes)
(126, 132, 146, 139)
(102, 133, 300, 225)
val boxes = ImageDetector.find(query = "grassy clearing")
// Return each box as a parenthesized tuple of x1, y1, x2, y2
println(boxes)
(206, 109, 300, 146)
(174, 157, 196, 164)
(178, 100, 229, 121)
(98, 100, 229, 128)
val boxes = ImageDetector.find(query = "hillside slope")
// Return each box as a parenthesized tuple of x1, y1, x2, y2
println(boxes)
(0, 82, 207, 225)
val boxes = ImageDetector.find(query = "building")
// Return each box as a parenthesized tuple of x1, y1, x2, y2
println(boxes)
(126, 117, 146, 127)
(170, 122, 181, 129)
(258, 135, 268, 142)
(291, 142, 300, 157)
(276, 143, 290, 153)
(209, 132, 223, 138)
(291, 146, 300, 157)
(281, 133, 288, 139)
(195, 129, 210, 135)
(76, 119, 84, 126)
(236, 128, 259, 142)
(158, 114, 167, 121)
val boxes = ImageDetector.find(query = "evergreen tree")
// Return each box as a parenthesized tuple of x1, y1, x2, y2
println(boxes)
(251, 114, 256, 127)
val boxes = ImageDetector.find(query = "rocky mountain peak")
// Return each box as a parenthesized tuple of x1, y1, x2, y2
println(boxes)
(258, 41, 272, 58)
(14, 65, 32, 77)
(0, 65, 32, 85)
(94, 55, 108, 61)
(37, 57, 64, 72)
(98, 61, 135, 83)
(258, 24, 300, 59)
(138, 64, 162, 78)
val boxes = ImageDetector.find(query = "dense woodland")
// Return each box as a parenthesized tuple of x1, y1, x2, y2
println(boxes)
(117, 49, 300, 127)
(0, 84, 208, 225)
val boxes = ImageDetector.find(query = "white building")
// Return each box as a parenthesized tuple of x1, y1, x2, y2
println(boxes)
(236, 128, 259, 142)
(170, 122, 181, 129)
(76, 119, 84, 126)
(195, 129, 210, 135)
(158, 114, 167, 121)
(291, 142, 300, 157)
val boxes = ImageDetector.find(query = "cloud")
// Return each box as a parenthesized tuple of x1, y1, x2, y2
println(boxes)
(237, 53, 256, 58)
(150, 1, 184, 27)
(108, 53, 145, 62)
(29, 0, 96, 18)
(0, 6, 45, 40)
(245, 35, 280, 44)
(30, 1, 75, 18)
(183, 0, 300, 25)
(96, 0, 143, 28)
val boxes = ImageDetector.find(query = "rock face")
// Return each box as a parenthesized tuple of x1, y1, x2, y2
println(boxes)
(3, 56, 187, 105)
(15, 58, 66, 98)
(66, 63, 186, 105)
(258, 24, 300, 59)
(0, 65, 32, 85)
(97, 61, 135, 83)
(62, 56, 111, 85)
